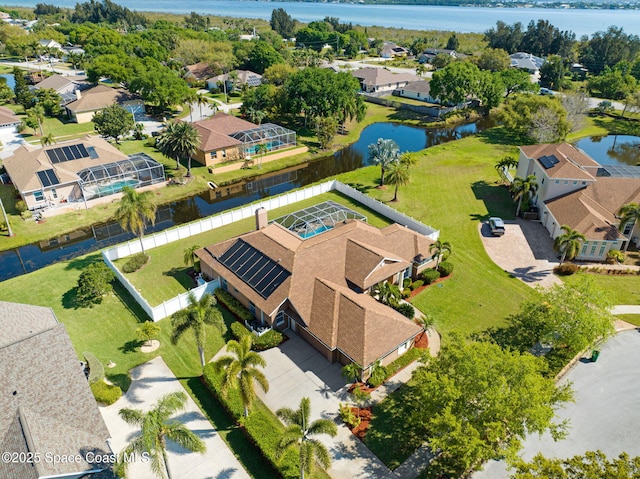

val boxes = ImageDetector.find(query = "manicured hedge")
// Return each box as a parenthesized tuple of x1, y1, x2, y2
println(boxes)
(214, 288, 254, 322)
(385, 347, 428, 378)
(122, 253, 149, 273)
(554, 263, 579, 275)
(202, 364, 300, 479)
(422, 269, 441, 284)
(394, 303, 415, 319)
(438, 261, 454, 277)
(409, 280, 423, 291)
(90, 380, 123, 405)
(83, 351, 104, 384)
(229, 321, 284, 351)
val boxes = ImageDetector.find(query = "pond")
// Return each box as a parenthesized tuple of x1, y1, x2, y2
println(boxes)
(0, 73, 15, 90)
(0, 118, 495, 282)
(575, 135, 640, 167)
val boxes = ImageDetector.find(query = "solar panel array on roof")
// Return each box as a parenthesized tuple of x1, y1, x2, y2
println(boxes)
(218, 239, 290, 299)
(597, 165, 640, 178)
(46, 144, 89, 164)
(539, 155, 560, 169)
(246, 75, 261, 87)
(36, 169, 60, 187)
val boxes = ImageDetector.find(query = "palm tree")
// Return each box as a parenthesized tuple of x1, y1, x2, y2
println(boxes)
(171, 292, 224, 368)
(618, 202, 640, 252)
(385, 159, 411, 202)
(368, 138, 400, 187)
(341, 362, 362, 384)
(256, 143, 268, 169)
(118, 391, 206, 479)
(136, 320, 161, 347)
(553, 225, 586, 264)
(212, 335, 269, 417)
(276, 397, 337, 479)
(195, 93, 209, 120)
(114, 186, 157, 255)
(40, 132, 56, 146)
(184, 90, 198, 122)
(183, 245, 201, 273)
(494, 155, 518, 184)
(372, 281, 401, 307)
(510, 174, 538, 217)
(156, 121, 201, 177)
(429, 239, 452, 270)
(31, 104, 45, 136)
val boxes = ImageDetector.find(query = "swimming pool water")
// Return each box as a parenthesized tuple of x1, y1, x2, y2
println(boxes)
(299, 224, 332, 239)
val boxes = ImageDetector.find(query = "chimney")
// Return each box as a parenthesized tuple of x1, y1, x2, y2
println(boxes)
(255, 207, 268, 230)
(74, 89, 81, 100)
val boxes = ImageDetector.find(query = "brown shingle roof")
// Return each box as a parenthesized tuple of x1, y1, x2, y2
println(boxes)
(198, 218, 431, 367)
(184, 62, 216, 81)
(0, 302, 111, 478)
(3, 135, 129, 193)
(66, 84, 138, 113)
(35, 73, 88, 92)
(0, 106, 21, 127)
(193, 113, 258, 152)
(520, 143, 599, 180)
(545, 177, 640, 240)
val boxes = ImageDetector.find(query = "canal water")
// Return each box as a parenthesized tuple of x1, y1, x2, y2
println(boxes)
(575, 135, 640, 167)
(0, 118, 495, 282)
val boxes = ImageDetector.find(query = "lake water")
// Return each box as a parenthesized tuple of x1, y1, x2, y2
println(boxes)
(4, 0, 640, 36)
(0, 118, 494, 282)
(575, 135, 640, 166)
(0, 74, 15, 90)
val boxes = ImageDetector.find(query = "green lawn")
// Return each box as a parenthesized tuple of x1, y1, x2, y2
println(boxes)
(563, 272, 640, 305)
(339, 129, 533, 336)
(0, 253, 277, 479)
(113, 191, 394, 306)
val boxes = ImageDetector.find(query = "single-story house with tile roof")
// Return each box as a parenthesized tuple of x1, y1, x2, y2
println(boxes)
(517, 143, 640, 260)
(184, 62, 217, 83)
(0, 106, 21, 129)
(197, 205, 435, 376)
(206, 70, 263, 91)
(0, 301, 112, 479)
(33, 74, 92, 105)
(3, 135, 165, 210)
(65, 84, 144, 123)
(192, 113, 296, 167)
(351, 67, 420, 94)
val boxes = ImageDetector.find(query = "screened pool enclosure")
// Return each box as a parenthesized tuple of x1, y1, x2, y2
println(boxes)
(271, 201, 367, 239)
(230, 123, 297, 157)
(72, 153, 165, 201)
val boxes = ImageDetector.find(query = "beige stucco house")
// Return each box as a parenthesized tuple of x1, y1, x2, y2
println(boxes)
(351, 67, 420, 94)
(517, 143, 640, 261)
(65, 85, 144, 123)
(197, 204, 436, 376)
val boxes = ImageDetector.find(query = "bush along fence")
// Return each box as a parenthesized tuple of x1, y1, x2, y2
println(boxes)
(103, 180, 439, 321)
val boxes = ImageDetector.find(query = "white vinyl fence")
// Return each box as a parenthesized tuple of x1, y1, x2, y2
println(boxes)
(103, 180, 439, 321)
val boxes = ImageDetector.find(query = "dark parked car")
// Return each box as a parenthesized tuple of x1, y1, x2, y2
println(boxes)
(489, 217, 505, 236)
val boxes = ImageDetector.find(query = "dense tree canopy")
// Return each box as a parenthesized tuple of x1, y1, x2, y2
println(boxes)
(409, 337, 572, 478)
(500, 95, 570, 143)
(92, 104, 135, 144)
(580, 26, 640, 74)
(270, 8, 295, 39)
(512, 451, 640, 479)
(587, 66, 638, 100)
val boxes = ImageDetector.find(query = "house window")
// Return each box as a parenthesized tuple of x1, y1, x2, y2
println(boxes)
(555, 180, 560, 184)
(599, 243, 607, 256)
(249, 301, 256, 316)
(581, 243, 588, 255)
(34, 190, 44, 202)
(417, 92, 420, 98)
(573, 181, 577, 185)
(275, 312, 286, 327)
(623, 222, 634, 236)
(221, 278, 227, 291)
(582, 181, 587, 185)
(564, 181, 569, 185)
(51, 188, 58, 199)
(590, 243, 597, 255)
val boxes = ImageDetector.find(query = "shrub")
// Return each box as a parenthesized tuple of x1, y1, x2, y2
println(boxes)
(230, 321, 284, 350)
(385, 347, 428, 378)
(90, 380, 122, 405)
(394, 302, 415, 319)
(122, 253, 149, 273)
(76, 261, 115, 307)
(339, 403, 361, 428)
(215, 288, 254, 322)
(20, 210, 32, 220)
(606, 249, 624, 264)
(402, 277, 411, 289)
(554, 263, 579, 275)
(438, 261, 454, 277)
(15, 200, 27, 213)
(367, 361, 388, 388)
(409, 280, 424, 291)
(422, 268, 441, 284)
(83, 351, 105, 384)
(401, 288, 411, 299)
(0, 221, 7, 233)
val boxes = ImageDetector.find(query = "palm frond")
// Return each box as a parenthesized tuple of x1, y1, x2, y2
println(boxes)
(165, 424, 206, 454)
(119, 407, 145, 426)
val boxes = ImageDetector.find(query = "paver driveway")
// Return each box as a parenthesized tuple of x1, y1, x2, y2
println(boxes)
(257, 333, 394, 479)
(100, 356, 249, 479)
(479, 219, 561, 288)
(474, 329, 640, 478)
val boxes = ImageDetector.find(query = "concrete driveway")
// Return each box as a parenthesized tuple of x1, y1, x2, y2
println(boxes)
(257, 333, 394, 479)
(100, 356, 249, 479)
(474, 329, 640, 478)
(479, 219, 561, 289)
